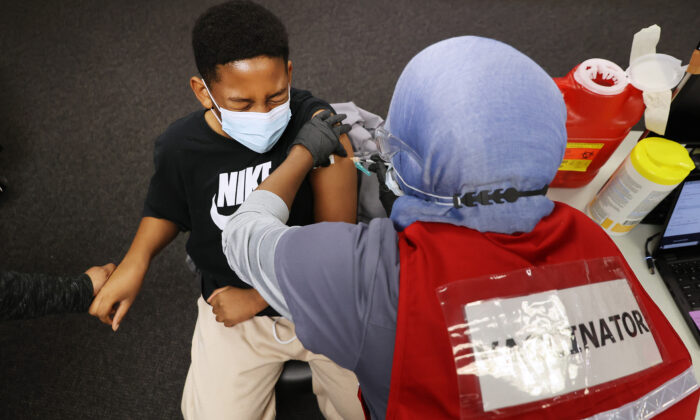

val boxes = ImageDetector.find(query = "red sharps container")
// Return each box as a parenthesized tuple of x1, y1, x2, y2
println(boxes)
(551, 59, 645, 188)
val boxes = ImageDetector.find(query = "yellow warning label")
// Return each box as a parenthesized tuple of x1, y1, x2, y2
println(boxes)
(566, 143, 604, 149)
(559, 159, 593, 172)
(558, 143, 606, 172)
(601, 218, 614, 229)
(611, 223, 636, 233)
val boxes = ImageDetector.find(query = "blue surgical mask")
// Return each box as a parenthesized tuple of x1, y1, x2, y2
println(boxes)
(202, 80, 292, 153)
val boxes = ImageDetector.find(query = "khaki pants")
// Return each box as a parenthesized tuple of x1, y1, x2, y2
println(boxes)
(181, 297, 364, 420)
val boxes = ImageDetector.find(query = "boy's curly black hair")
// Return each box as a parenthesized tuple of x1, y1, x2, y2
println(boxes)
(192, 1, 289, 83)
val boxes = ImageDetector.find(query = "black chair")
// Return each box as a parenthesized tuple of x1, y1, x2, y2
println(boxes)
(0, 144, 6, 200)
(275, 360, 324, 419)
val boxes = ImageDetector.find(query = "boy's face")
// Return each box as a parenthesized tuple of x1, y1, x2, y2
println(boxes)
(191, 56, 292, 116)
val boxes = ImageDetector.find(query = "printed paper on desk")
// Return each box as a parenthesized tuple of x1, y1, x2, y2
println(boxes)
(464, 279, 662, 412)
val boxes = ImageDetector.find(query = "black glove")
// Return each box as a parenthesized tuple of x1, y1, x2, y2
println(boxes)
(368, 154, 398, 216)
(290, 110, 350, 167)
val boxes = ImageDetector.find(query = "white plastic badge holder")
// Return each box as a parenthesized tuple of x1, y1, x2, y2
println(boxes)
(436, 257, 675, 419)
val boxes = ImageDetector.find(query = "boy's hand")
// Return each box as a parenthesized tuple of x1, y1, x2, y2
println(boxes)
(207, 286, 268, 327)
(290, 110, 350, 167)
(85, 263, 117, 296)
(89, 260, 146, 331)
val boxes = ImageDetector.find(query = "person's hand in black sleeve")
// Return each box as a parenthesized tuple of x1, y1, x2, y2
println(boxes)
(289, 110, 350, 167)
(1, 263, 116, 321)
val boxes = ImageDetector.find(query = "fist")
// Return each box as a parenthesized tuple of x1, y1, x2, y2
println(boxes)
(207, 286, 268, 327)
(85, 263, 117, 296)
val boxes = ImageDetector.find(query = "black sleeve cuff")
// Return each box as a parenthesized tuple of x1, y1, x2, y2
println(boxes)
(0, 271, 95, 321)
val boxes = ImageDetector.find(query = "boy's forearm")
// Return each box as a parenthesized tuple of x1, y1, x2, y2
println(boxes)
(122, 217, 179, 268)
(88, 217, 176, 328)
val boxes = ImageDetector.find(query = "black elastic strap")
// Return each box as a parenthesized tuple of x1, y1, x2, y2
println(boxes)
(453, 185, 549, 208)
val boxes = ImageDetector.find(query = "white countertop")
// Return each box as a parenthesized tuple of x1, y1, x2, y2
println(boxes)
(547, 130, 700, 418)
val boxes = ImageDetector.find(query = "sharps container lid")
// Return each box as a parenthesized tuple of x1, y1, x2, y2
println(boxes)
(626, 53, 685, 93)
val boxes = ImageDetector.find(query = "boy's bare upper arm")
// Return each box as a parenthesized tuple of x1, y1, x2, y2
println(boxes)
(309, 129, 357, 223)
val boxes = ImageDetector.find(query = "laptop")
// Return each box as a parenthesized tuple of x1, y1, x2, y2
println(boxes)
(653, 169, 700, 344)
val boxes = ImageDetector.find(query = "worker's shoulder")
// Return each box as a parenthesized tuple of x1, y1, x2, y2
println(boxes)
(285, 218, 398, 258)
(311, 217, 397, 238)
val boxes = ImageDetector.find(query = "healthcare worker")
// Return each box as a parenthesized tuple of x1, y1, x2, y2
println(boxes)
(222, 37, 699, 419)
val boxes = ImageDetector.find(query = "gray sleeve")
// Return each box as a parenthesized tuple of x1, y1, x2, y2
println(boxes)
(221, 190, 295, 320)
(274, 218, 400, 371)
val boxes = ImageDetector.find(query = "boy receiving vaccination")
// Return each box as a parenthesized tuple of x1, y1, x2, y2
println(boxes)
(89, 1, 363, 419)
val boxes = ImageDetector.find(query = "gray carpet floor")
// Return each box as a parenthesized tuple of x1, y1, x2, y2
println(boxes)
(1, 0, 698, 418)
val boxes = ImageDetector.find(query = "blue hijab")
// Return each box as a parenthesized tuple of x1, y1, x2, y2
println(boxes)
(386, 36, 567, 234)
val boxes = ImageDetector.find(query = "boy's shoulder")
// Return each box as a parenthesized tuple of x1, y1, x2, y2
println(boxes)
(290, 87, 328, 106)
(290, 87, 313, 103)
(153, 109, 210, 151)
(289, 87, 331, 122)
(160, 109, 208, 140)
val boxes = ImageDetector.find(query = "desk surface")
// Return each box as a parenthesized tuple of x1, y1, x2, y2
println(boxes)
(547, 131, 700, 418)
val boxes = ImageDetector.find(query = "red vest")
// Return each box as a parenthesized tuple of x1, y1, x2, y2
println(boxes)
(385, 203, 699, 419)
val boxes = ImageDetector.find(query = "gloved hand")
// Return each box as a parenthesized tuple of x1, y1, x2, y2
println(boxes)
(368, 154, 398, 216)
(290, 110, 350, 167)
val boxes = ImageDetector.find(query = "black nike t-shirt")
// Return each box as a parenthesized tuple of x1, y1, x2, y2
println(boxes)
(143, 88, 330, 316)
